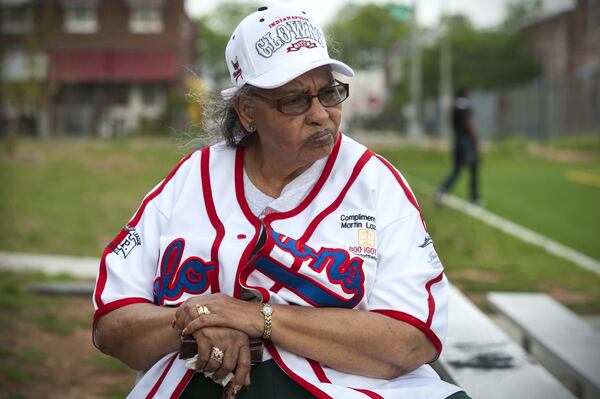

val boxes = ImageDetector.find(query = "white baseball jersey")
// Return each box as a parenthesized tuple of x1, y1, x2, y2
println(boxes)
(93, 134, 461, 399)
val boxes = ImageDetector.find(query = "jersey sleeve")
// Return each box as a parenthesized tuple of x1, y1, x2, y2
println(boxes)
(92, 151, 199, 333)
(367, 155, 449, 359)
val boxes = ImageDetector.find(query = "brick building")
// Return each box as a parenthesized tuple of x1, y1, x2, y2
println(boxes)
(1, 0, 196, 136)
(523, 0, 600, 80)
(518, 0, 600, 136)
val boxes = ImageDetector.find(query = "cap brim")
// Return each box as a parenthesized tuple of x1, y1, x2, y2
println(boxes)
(248, 58, 354, 89)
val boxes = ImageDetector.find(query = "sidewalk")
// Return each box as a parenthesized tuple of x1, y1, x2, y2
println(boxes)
(0, 251, 99, 279)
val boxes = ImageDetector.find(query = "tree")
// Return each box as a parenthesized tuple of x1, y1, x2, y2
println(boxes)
(196, 2, 260, 87)
(326, 3, 410, 70)
(503, 0, 544, 29)
(419, 14, 540, 98)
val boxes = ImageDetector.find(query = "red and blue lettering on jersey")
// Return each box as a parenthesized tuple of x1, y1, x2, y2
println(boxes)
(248, 228, 366, 308)
(153, 238, 217, 305)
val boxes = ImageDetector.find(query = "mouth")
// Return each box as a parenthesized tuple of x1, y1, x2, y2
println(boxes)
(308, 129, 335, 146)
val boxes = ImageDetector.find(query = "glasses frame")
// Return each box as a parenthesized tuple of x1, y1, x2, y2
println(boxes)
(252, 80, 350, 116)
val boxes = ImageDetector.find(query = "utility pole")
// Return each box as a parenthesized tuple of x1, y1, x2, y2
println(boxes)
(407, 0, 422, 141)
(438, 0, 452, 139)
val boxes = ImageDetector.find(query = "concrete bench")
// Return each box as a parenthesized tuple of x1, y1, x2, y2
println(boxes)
(28, 281, 95, 296)
(488, 292, 600, 399)
(432, 285, 575, 398)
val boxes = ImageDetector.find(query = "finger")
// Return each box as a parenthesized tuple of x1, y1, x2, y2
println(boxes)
(213, 345, 236, 381)
(174, 301, 195, 333)
(232, 345, 251, 389)
(182, 314, 218, 336)
(176, 301, 204, 333)
(204, 346, 224, 373)
(194, 333, 212, 371)
(223, 381, 243, 399)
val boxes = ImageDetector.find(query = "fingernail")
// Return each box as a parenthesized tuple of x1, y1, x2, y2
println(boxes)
(232, 385, 242, 396)
(181, 328, 187, 335)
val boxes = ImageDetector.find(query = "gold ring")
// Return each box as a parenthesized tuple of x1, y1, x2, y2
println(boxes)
(195, 304, 211, 316)
(210, 346, 224, 363)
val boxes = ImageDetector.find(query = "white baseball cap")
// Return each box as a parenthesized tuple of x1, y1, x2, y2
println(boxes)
(221, 6, 354, 99)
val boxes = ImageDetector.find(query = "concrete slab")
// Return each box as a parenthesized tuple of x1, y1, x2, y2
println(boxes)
(0, 251, 99, 279)
(435, 286, 575, 399)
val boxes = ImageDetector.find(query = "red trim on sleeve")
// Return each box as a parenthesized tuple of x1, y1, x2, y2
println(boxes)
(93, 297, 152, 323)
(94, 151, 196, 309)
(169, 369, 194, 399)
(146, 353, 178, 398)
(200, 147, 223, 293)
(370, 309, 443, 360)
(373, 154, 426, 229)
(94, 239, 124, 309)
(264, 341, 334, 399)
(91, 297, 152, 349)
(425, 272, 445, 327)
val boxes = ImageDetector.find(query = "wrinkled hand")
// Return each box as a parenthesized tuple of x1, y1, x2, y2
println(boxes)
(174, 294, 263, 396)
(175, 294, 263, 339)
(188, 326, 251, 394)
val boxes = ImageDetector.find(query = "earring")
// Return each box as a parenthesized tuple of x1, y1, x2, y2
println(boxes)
(248, 121, 255, 132)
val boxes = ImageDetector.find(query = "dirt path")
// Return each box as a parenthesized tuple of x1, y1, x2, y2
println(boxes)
(0, 296, 136, 399)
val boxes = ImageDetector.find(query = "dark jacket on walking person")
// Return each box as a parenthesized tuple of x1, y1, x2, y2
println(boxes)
(437, 88, 480, 205)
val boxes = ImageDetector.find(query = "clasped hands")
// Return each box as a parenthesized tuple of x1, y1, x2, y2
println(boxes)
(173, 294, 265, 397)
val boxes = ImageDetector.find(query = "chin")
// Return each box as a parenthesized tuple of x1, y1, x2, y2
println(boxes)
(311, 142, 335, 161)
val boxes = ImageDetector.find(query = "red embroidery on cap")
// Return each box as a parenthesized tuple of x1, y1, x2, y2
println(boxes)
(230, 56, 242, 82)
(287, 40, 317, 52)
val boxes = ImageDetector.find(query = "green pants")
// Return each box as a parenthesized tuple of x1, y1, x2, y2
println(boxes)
(180, 360, 313, 398)
(180, 360, 471, 398)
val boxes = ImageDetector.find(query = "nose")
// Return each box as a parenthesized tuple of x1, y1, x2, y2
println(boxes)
(305, 96, 329, 125)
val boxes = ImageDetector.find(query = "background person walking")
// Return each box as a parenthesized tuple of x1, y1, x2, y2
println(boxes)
(437, 87, 481, 206)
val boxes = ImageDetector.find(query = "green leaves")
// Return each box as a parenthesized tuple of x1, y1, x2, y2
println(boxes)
(421, 15, 540, 97)
(195, 2, 260, 86)
(326, 3, 410, 69)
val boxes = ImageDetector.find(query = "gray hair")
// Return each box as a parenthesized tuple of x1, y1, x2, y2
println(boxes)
(187, 85, 256, 149)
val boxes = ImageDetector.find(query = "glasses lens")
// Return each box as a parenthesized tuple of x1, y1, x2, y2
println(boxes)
(280, 95, 311, 115)
(318, 85, 347, 107)
(277, 83, 349, 115)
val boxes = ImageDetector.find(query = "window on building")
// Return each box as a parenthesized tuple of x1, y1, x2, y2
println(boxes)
(141, 85, 158, 106)
(129, 6, 163, 34)
(1, 49, 47, 82)
(1, 5, 34, 34)
(63, 6, 99, 34)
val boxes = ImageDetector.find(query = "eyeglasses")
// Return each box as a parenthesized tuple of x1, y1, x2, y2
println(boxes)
(253, 80, 350, 116)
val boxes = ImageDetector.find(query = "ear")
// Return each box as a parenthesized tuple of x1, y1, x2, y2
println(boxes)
(234, 94, 256, 132)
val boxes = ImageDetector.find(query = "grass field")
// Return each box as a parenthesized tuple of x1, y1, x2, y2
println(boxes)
(379, 138, 600, 261)
(1, 136, 600, 313)
(0, 137, 187, 256)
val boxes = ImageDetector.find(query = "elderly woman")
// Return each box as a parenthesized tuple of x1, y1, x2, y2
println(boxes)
(93, 6, 468, 399)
